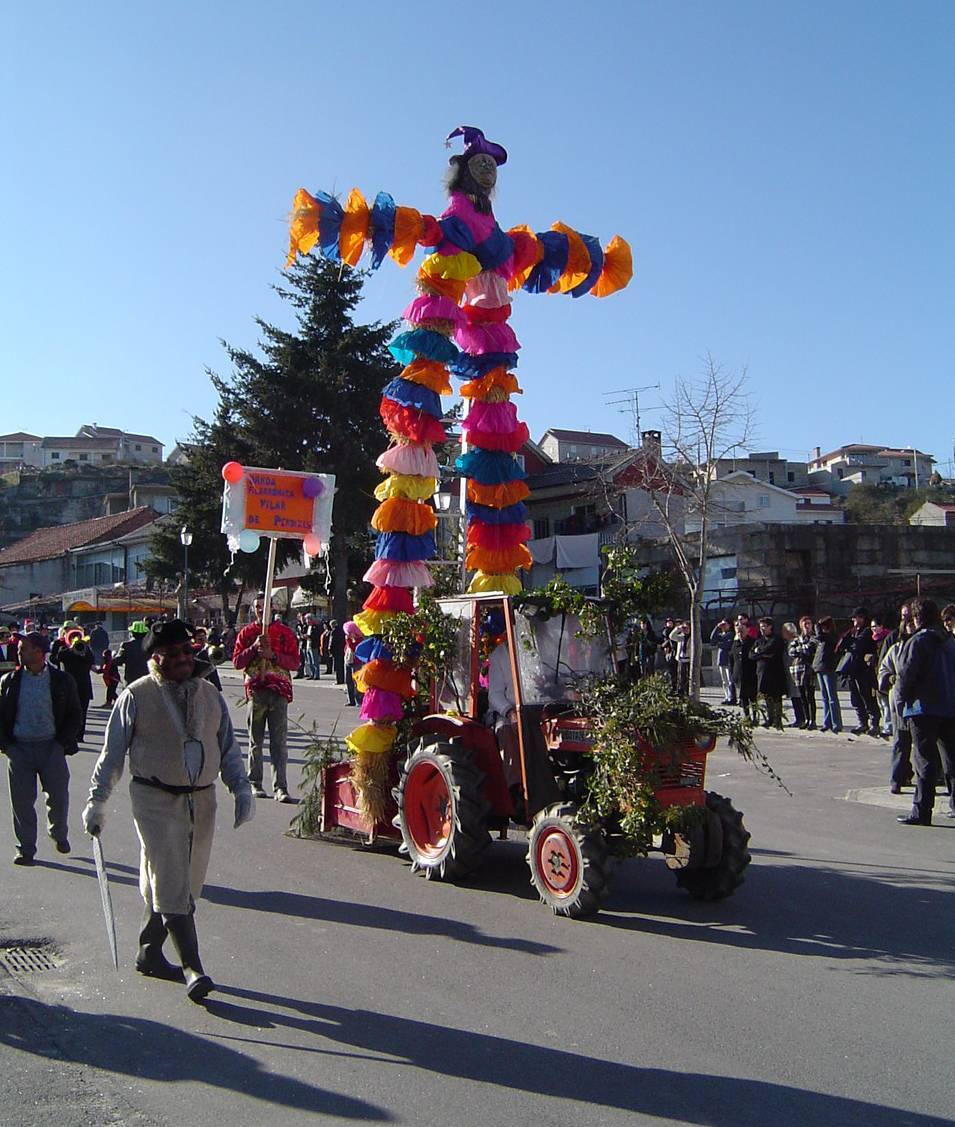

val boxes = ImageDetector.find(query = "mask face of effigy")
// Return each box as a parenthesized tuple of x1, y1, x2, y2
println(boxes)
(467, 153, 497, 193)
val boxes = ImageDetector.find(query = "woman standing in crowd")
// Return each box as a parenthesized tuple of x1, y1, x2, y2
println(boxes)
(731, 617, 759, 724)
(634, 617, 659, 680)
(710, 619, 736, 704)
(813, 616, 843, 733)
(878, 617, 915, 793)
(751, 618, 787, 730)
(789, 616, 818, 730)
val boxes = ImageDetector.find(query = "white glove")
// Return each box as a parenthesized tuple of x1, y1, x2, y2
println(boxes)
(83, 799, 107, 837)
(233, 789, 256, 829)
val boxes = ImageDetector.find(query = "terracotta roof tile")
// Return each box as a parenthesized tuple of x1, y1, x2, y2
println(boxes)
(0, 507, 158, 566)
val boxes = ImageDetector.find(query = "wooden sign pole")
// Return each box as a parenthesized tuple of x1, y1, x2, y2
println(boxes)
(261, 535, 278, 637)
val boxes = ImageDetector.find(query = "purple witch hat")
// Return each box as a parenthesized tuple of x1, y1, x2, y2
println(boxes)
(446, 126, 508, 166)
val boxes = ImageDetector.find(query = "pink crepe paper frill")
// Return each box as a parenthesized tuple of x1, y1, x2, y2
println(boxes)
(359, 687, 406, 723)
(442, 192, 497, 243)
(377, 444, 441, 478)
(461, 421, 530, 452)
(463, 401, 521, 434)
(463, 271, 510, 309)
(363, 558, 435, 588)
(402, 294, 464, 326)
(454, 322, 521, 356)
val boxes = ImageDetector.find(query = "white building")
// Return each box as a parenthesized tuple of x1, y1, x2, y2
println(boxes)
(808, 444, 934, 494)
(909, 502, 955, 527)
(40, 425, 164, 467)
(538, 428, 630, 464)
(684, 471, 844, 532)
(0, 432, 43, 469)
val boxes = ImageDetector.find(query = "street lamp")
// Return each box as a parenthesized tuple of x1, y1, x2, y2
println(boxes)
(180, 526, 193, 622)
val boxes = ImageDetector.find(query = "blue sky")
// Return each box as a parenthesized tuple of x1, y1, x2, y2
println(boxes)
(4, 1, 953, 473)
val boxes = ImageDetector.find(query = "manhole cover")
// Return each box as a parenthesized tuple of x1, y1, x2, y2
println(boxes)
(0, 941, 62, 975)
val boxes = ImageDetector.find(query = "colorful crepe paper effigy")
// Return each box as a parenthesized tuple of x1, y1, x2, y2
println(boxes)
(286, 126, 632, 825)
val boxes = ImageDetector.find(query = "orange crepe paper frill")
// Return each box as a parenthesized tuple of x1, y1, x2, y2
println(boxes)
(467, 479, 530, 508)
(371, 496, 438, 536)
(416, 274, 468, 303)
(548, 222, 591, 294)
(354, 660, 415, 698)
(465, 543, 533, 572)
(592, 236, 634, 298)
(400, 359, 452, 395)
(363, 585, 415, 614)
(390, 206, 423, 267)
(380, 400, 447, 444)
(339, 187, 370, 267)
(287, 189, 322, 266)
(506, 225, 543, 291)
(460, 368, 523, 401)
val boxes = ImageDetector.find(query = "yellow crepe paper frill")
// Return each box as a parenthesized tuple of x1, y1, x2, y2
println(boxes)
(374, 475, 438, 502)
(287, 188, 321, 266)
(419, 251, 483, 282)
(592, 236, 634, 298)
(468, 571, 523, 596)
(345, 723, 397, 757)
(339, 187, 370, 268)
(372, 496, 438, 535)
(352, 609, 396, 637)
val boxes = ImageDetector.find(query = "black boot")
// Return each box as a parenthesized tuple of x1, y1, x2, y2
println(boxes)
(163, 911, 214, 1002)
(136, 906, 184, 982)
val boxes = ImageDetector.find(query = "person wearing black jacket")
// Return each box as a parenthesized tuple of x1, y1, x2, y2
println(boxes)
(50, 634, 95, 741)
(115, 629, 150, 686)
(836, 606, 881, 736)
(813, 616, 844, 733)
(0, 632, 82, 864)
(751, 618, 787, 729)
(731, 623, 758, 724)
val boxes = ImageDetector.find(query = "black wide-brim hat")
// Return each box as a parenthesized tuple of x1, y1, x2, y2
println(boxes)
(142, 619, 194, 658)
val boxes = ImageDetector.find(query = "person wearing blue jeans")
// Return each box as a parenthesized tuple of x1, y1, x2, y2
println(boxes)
(0, 632, 82, 864)
(812, 617, 843, 733)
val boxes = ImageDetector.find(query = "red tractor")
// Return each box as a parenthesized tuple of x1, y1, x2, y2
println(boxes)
(320, 594, 750, 918)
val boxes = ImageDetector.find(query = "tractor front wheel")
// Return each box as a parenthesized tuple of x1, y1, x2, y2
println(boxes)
(527, 803, 609, 918)
(393, 739, 490, 881)
(675, 791, 751, 901)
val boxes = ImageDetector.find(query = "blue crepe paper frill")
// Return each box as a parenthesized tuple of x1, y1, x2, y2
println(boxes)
(355, 637, 393, 664)
(375, 530, 437, 562)
(466, 500, 529, 524)
(449, 351, 519, 379)
(389, 329, 459, 367)
(313, 190, 343, 263)
(369, 192, 396, 270)
(455, 449, 528, 485)
(381, 378, 443, 419)
(569, 233, 604, 298)
(523, 231, 569, 293)
(439, 216, 476, 252)
(474, 226, 514, 271)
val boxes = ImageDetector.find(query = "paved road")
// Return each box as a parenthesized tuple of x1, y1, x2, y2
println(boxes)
(2, 670, 953, 1126)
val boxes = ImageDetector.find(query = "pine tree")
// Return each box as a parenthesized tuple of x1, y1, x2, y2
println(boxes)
(146, 257, 398, 622)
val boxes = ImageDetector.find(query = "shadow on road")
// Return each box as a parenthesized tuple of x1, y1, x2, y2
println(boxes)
(200, 984, 950, 1127)
(0, 994, 389, 1120)
(600, 849, 955, 978)
(202, 882, 560, 956)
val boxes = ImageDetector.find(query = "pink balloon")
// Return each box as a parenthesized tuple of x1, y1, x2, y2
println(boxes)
(302, 476, 324, 499)
(222, 461, 244, 483)
(303, 534, 322, 556)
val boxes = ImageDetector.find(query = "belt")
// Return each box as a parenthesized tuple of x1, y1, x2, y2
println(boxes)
(132, 776, 213, 795)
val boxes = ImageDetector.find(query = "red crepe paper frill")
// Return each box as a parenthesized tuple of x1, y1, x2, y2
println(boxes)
(363, 586, 415, 614)
(467, 522, 532, 550)
(380, 400, 447, 444)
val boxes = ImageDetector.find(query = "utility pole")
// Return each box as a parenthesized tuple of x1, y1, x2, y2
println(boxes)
(604, 383, 661, 446)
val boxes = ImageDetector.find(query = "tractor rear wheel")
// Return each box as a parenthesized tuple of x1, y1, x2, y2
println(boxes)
(393, 738, 490, 880)
(527, 803, 609, 918)
(675, 791, 751, 901)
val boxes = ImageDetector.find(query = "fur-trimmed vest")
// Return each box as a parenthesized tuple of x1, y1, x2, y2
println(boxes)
(127, 674, 221, 788)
